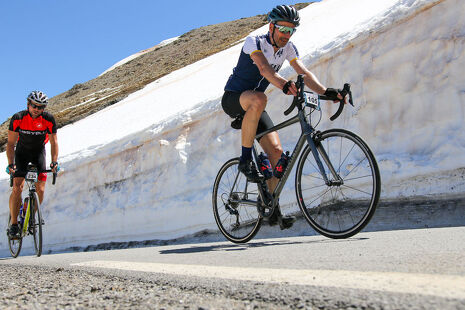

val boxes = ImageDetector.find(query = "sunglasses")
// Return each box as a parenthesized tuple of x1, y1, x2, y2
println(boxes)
(274, 23, 297, 35)
(29, 102, 45, 110)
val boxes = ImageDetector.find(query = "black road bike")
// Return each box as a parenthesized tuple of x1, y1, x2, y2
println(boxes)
(7, 163, 57, 257)
(213, 75, 381, 243)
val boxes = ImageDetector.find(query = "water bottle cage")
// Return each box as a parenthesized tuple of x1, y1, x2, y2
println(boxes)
(258, 152, 273, 180)
(273, 152, 290, 179)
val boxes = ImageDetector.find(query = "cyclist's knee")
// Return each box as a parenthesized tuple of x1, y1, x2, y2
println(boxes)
(242, 92, 267, 113)
(11, 184, 23, 196)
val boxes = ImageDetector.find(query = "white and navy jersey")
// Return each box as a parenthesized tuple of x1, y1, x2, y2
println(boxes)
(225, 33, 299, 93)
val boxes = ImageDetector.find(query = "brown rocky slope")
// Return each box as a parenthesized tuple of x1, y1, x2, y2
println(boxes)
(0, 3, 310, 151)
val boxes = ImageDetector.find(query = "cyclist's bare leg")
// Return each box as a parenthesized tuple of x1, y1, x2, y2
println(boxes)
(259, 131, 283, 193)
(239, 91, 267, 148)
(36, 181, 45, 205)
(9, 178, 25, 225)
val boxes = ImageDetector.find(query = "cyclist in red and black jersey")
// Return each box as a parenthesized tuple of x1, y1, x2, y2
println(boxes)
(6, 91, 59, 238)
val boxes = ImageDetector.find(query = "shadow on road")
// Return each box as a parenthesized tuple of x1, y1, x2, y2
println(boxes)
(159, 237, 368, 254)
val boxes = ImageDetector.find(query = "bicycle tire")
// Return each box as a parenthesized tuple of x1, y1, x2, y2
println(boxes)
(31, 192, 43, 257)
(7, 214, 22, 258)
(212, 158, 262, 243)
(295, 129, 381, 239)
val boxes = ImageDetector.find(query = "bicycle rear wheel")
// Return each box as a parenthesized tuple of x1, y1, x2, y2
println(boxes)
(212, 158, 262, 243)
(30, 192, 43, 257)
(7, 214, 22, 258)
(296, 129, 380, 239)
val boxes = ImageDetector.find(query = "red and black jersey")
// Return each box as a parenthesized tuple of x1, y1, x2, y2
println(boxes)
(9, 110, 57, 150)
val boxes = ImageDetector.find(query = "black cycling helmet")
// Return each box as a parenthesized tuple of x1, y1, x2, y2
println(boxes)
(27, 90, 49, 106)
(268, 5, 300, 26)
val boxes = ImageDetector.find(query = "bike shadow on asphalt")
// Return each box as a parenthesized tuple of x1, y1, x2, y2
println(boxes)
(158, 237, 368, 255)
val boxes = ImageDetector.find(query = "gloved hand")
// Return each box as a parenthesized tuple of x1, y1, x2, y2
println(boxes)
(50, 162, 60, 172)
(324, 88, 343, 101)
(5, 164, 15, 175)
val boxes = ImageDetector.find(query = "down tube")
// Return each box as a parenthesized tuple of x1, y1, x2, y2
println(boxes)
(272, 134, 307, 198)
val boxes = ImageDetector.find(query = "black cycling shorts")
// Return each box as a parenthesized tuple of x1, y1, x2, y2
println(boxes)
(14, 146, 47, 180)
(221, 91, 274, 138)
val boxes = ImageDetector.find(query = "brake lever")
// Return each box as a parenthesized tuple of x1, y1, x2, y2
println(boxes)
(329, 83, 352, 121)
(284, 75, 305, 116)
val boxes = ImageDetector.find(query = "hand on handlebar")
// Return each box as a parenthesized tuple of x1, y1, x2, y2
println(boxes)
(282, 81, 298, 96)
(5, 164, 15, 175)
(50, 161, 60, 173)
(324, 88, 347, 103)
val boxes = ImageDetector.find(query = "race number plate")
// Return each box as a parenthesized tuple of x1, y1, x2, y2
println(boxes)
(304, 91, 320, 110)
(26, 171, 38, 181)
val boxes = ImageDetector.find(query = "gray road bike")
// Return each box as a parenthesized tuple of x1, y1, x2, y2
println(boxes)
(7, 163, 56, 257)
(212, 75, 381, 243)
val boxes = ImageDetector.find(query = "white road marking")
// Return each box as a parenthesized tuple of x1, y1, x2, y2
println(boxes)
(71, 260, 465, 299)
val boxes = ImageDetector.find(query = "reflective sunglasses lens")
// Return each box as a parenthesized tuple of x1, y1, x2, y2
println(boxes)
(30, 103, 45, 110)
(276, 25, 296, 35)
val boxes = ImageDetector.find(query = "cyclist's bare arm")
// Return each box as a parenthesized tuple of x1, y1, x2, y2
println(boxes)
(290, 59, 327, 95)
(6, 131, 18, 171)
(250, 52, 298, 95)
(49, 133, 59, 168)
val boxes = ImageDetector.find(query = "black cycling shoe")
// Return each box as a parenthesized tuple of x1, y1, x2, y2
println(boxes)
(238, 159, 263, 183)
(268, 207, 296, 230)
(278, 215, 296, 230)
(8, 224, 20, 238)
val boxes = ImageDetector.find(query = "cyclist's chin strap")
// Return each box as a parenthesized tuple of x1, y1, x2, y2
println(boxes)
(270, 25, 280, 49)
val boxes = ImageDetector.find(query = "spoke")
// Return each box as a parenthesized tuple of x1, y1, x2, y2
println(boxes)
(334, 187, 357, 226)
(341, 184, 373, 196)
(301, 183, 329, 192)
(305, 156, 322, 176)
(301, 173, 325, 182)
(343, 156, 368, 179)
(219, 209, 230, 221)
(337, 140, 357, 174)
(344, 174, 372, 182)
(303, 186, 333, 208)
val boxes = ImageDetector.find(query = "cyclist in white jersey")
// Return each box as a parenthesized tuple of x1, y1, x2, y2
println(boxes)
(222, 5, 345, 229)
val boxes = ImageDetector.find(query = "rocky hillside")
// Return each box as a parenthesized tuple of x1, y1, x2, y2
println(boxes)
(0, 3, 310, 151)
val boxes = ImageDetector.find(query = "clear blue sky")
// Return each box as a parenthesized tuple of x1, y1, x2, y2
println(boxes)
(0, 0, 314, 124)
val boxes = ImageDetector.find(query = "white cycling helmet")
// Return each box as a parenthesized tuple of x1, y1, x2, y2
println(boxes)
(27, 91, 49, 106)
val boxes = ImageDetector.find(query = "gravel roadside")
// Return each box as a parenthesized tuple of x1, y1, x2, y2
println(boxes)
(0, 264, 281, 310)
(1, 263, 463, 310)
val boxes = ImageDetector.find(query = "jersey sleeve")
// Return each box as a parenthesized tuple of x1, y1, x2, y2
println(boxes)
(43, 113, 57, 134)
(8, 113, 21, 132)
(286, 42, 299, 63)
(50, 117, 57, 134)
(242, 36, 261, 55)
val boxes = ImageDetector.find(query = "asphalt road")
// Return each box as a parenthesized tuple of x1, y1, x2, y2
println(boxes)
(1, 226, 464, 309)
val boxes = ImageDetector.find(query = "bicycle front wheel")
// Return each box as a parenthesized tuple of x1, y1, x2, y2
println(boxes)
(31, 192, 43, 257)
(296, 129, 381, 239)
(212, 158, 262, 243)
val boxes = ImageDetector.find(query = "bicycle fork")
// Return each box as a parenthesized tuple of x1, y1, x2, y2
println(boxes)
(301, 121, 343, 186)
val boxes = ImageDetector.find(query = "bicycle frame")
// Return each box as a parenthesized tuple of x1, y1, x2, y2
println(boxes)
(253, 105, 341, 210)
(10, 164, 56, 236)
(21, 178, 37, 235)
(228, 74, 350, 215)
